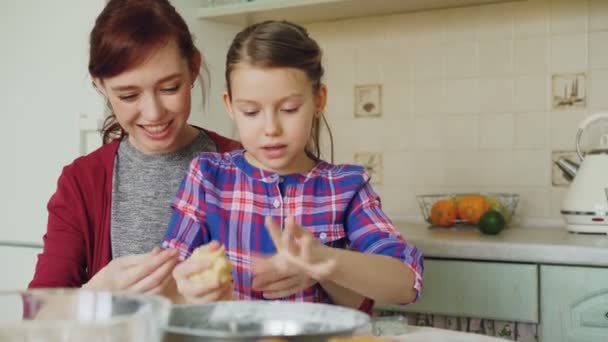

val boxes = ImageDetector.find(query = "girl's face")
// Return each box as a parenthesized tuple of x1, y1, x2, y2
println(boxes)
(95, 40, 199, 155)
(224, 65, 326, 175)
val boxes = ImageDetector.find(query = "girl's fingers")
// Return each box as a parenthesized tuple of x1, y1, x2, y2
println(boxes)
(186, 281, 233, 304)
(173, 257, 212, 280)
(264, 216, 283, 250)
(129, 254, 178, 293)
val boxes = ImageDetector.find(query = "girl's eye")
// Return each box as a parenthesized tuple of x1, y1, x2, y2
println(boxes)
(241, 110, 259, 116)
(118, 94, 138, 102)
(161, 84, 181, 93)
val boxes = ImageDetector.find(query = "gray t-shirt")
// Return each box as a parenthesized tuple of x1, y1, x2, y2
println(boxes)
(111, 131, 217, 258)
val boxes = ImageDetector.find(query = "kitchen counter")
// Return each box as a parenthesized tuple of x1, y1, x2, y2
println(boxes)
(394, 222, 608, 267)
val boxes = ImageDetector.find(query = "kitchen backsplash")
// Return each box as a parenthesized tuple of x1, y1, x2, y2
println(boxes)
(304, 0, 608, 225)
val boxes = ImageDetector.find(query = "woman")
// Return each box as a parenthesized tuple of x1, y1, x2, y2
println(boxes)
(29, 0, 239, 293)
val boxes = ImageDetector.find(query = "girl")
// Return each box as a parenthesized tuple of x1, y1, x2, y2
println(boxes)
(163, 20, 423, 309)
(30, 0, 239, 292)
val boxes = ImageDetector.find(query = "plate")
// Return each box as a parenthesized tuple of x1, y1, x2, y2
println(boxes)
(164, 301, 371, 341)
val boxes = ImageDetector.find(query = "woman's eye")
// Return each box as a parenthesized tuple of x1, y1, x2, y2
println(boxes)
(161, 85, 180, 93)
(118, 94, 138, 102)
(282, 107, 299, 113)
(242, 111, 259, 116)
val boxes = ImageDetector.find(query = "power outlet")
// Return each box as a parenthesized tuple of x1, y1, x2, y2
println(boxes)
(354, 152, 383, 185)
(551, 150, 579, 187)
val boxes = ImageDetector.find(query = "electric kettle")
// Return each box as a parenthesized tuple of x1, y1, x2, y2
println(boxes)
(555, 112, 608, 234)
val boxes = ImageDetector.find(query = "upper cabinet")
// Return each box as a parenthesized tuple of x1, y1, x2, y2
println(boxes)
(196, 0, 523, 25)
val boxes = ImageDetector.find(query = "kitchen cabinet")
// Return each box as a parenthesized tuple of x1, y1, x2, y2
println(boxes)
(379, 259, 539, 323)
(195, 0, 522, 25)
(541, 265, 608, 342)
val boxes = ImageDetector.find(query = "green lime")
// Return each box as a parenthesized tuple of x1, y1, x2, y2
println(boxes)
(485, 197, 511, 222)
(478, 210, 506, 235)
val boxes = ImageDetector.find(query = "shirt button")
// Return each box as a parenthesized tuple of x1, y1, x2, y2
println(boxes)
(273, 199, 281, 208)
(319, 232, 327, 240)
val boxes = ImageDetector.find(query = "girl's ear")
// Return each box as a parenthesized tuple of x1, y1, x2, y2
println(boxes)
(191, 49, 202, 82)
(92, 77, 107, 97)
(315, 84, 328, 117)
(222, 91, 235, 121)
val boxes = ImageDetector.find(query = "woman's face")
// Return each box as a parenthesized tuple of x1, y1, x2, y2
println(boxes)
(96, 40, 199, 155)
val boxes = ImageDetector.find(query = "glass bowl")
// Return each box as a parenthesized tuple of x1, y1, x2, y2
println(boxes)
(0, 288, 171, 342)
(417, 192, 519, 228)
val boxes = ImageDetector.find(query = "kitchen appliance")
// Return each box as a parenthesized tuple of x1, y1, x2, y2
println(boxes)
(164, 300, 370, 341)
(0, 288, 171, 342)
(556, 112, 608, 234)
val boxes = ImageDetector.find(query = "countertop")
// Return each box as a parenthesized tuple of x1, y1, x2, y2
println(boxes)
(393, 222, 608, 267)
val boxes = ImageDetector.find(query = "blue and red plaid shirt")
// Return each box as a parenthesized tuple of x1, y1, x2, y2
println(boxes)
(162, 150, 423, 303)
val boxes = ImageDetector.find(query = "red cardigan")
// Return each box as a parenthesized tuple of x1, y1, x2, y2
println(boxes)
(29, 129, 240, 288)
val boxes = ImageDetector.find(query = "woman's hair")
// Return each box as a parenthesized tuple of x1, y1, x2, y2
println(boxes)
(90, 0, 205, 144)
(225, 20, 333, 162)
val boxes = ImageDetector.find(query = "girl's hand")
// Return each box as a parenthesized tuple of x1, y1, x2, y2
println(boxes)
(264, 216, 336, 281)
(252, 255, 317, 298)
(172, 241, 233, 304)
(83, 247, 178, 294)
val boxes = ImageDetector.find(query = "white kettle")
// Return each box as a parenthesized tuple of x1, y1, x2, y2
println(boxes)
(556, 112, 608, 234)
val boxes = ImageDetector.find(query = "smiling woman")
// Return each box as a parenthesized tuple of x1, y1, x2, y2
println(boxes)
(28, 0, 240, 293)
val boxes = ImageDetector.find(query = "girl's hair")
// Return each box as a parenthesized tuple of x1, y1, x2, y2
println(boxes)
(225, 20, 333, 162)
(90, 0, 205, 144)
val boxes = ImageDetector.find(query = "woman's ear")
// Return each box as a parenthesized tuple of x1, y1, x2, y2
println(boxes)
(92, 77, 107, 97)
(222, 91, 235, 121)
(315, 84, 328, 117)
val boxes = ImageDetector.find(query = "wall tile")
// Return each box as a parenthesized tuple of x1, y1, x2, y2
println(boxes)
(512, 150, 550, 187)
(515, 75, 550, 112)
(550, 0, 588, 34)
(514, 0, 550, 38)
(480, 113, 515, 149)
(412, 45, 445, 81)
(383, 151, 414, 186)
(355, 47, 384, 84)
(331, 119, 386, 152)
(589, 31, 608, 70)
(478, 2, 514, 41)
(383, 83, 411, 121)
(446, 6, 479, 42)
(382, 119, 413, 151)
(480, 150, 514, 187)
(413, 116, 444, 150)
(413, 80, 446, 115)
(445, 151, 481, 187)
(589, 69, 608, 110)
(515, 38, 549, 74)
(479, 77, 514, 113)
(479, 40, 514, 76)
(589, 0, 608, 31)
(515, 112, 549, 149)
(446, 42, 478, 79)
(447, 79, 479, 114)
(381, 46, 412, 84)
(442, 114, 479, 150)
(413, 151, 446, 187)
(516, 188, 551, 218)
(550, 34, 588, 73)
(550, 187, 568, 218)
(550, 111, 588, 150)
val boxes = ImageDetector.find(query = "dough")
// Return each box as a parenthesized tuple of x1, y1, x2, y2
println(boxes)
(188, 244, 233, 286)
(327, 337, 397, 342)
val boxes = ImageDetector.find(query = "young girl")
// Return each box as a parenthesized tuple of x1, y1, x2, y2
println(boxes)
(162, 20, 423, 309)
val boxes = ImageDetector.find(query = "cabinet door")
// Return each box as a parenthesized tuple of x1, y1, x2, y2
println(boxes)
(377, 259, 539, 323)
(541, 265, 608, 342)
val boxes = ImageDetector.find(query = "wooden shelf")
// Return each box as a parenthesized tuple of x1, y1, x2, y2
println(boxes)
(196, 0, 522, 26)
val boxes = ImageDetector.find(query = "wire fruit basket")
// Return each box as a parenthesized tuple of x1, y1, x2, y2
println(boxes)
(417, 193, 519, 228)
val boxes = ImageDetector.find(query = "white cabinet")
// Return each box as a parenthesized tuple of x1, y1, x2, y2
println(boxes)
(195, 0, 524, 25)
(0, 244, 42, 291)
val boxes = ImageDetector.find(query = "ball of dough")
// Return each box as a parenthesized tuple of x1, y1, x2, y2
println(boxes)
(188, 244, 233, 286)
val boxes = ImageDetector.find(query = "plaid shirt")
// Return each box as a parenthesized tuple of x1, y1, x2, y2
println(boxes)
(162, 150, 423, 303)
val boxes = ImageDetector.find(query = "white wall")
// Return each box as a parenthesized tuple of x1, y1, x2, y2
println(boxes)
(304, 0, 608, 225)
(0, 1, 105, 243)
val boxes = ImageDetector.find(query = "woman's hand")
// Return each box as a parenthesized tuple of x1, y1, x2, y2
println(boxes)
(252, 255, 317, 298)
(172, 241, 233, 304)
(264, 216, 336, 281)
(83, 247, 178, 294)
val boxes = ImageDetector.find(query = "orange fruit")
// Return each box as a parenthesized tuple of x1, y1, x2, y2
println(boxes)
(457, 195, 489, 225)
(430, 199, 457, 227)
